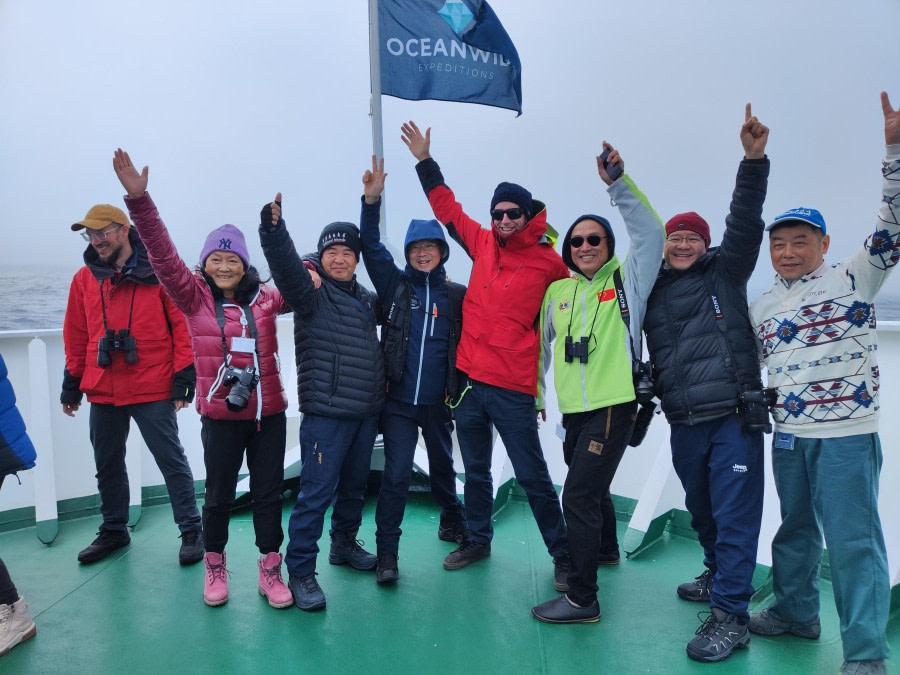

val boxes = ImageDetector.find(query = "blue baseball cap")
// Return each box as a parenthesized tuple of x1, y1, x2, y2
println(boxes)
(766, 207, 827, 234)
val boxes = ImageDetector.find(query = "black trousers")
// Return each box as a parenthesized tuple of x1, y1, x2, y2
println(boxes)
(201, 412, 286, 554)
(561, 401, 636, 606)
(0, 476, 18, 605)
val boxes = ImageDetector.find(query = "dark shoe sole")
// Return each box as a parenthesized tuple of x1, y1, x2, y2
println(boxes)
(328, 553, 377, 570)
(748, 619, 820, 639)
(294, 598, 326, 611)
(437, 528, 468, 543)
(686, 635, 749, 662)
(180, 552, 204, 566)
(597, 557, 621, 566)
(676, 589, 711, 602)
(77, 539, 130, 564)
(531, 608, 600, 624)
(554, 579, 569, 593)
(442, 552, 490, 570)
(376, 570, 399, 584)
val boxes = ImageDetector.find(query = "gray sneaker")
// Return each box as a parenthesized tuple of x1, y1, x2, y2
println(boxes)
(677, 569, 713, 602)
(288, 573, 326, 611)
(748, 608, 821, 639)
(839, 660, 887, 674)
(328, 531, 377, 570)
(686, 607, 750, 663)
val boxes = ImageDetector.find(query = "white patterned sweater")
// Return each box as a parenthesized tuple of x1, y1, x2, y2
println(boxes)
(750, 144, 900, 438)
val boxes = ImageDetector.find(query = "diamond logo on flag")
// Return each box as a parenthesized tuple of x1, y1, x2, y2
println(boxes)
(437, 1, 474, 36)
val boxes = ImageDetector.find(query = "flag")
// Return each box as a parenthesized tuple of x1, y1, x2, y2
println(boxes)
(378, 0, 522, 115)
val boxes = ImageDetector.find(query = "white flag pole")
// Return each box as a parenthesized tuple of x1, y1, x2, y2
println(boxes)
(368, 0, 387, 234)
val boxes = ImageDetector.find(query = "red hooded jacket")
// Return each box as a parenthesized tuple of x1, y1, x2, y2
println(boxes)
(419, 161, 569, 396)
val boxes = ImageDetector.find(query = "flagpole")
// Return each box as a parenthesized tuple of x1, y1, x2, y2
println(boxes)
(368, 0, 387, 235)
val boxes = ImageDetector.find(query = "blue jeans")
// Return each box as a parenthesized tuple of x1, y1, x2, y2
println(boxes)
(89, 400, 202, 534)
(670, 412, 763, 618)
(452, 379, 567, 558)
(285, 414, 379, 578)
(768, 433, 890, 661)
(375, 397, 464, 554)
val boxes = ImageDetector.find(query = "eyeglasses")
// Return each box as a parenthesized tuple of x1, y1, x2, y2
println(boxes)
(409, 242, 439, 253)
(490, 208, 525, 222)
(569, 234, 606, 248)
(81, 224, 124, 242)
(665, 234, 705, 245)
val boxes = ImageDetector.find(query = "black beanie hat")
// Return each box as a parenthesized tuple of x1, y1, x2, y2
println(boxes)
(317, 222, 361, 261)
(490, 182, 533, 220)
(561, 214, 616, 273)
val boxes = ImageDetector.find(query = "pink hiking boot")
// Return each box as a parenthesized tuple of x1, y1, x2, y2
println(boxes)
(258, 552, 292, 609)
(203, 551, 229, 607)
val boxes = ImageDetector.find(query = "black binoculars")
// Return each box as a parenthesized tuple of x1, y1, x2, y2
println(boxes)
(97, 329, 138, 367)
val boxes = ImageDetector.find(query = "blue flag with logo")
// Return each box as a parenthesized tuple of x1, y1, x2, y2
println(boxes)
(378, 0, 522, 115)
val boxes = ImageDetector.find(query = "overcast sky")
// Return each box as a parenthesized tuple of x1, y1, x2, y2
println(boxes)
(2, 0, 899, 300)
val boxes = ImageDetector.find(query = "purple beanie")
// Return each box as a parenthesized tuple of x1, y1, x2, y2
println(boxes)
(199, 224, 250, 268)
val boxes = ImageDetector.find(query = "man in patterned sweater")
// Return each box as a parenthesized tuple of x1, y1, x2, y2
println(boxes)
(749, 91, 900, 675)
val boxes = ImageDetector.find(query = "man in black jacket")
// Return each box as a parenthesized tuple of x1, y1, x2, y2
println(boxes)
(259, 194, 385, 612)
(358, 157, 468, 584)
(644, 105, 770, 663)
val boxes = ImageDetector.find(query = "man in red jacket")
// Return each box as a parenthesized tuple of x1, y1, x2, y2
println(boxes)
(402, 122, 571, 589)
(62, 204, 203, 566)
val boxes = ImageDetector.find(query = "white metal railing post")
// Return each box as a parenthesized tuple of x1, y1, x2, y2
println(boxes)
(28, 337, 59, 544)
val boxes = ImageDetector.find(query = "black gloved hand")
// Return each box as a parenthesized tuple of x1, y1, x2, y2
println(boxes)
(260, 199, 284, 230)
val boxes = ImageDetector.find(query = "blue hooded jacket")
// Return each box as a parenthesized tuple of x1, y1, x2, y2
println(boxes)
(0, 353, 37, 476)
(359, 199, 464, 405)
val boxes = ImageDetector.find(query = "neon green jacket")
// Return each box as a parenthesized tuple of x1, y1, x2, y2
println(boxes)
(537, 175, 663, 413)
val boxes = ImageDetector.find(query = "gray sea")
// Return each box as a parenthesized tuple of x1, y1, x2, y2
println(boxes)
(3, 265, 900, 332)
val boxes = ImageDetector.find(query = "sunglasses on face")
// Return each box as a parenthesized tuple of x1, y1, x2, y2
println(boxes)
(490, 208, 525, 222)
(569, 234, 606, 248)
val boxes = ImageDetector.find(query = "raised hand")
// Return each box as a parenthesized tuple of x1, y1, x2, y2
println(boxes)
(113, 148, 149, 198)
(596, 141, 623, 186)
(882, 91, 900, 146)
(261, 192, 283, 229)
(363, 155, 388, 204)
(401, 121, 431, 161)
(740, 103, 769, 160)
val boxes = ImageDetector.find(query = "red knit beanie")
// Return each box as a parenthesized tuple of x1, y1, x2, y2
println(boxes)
(665, 212, 711, 247)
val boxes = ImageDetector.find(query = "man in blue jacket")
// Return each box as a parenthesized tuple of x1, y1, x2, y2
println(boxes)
(358, 157, 468, 583)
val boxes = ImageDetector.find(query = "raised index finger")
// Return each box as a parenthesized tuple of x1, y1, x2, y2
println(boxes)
(745, 102, 752, 122)
(882, 91, 895, 116)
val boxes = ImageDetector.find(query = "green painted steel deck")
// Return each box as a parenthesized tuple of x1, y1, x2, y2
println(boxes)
(1, 491, 897, 673)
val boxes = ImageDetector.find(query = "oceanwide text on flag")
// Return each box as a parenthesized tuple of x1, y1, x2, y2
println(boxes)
(378, 0, 522, 115)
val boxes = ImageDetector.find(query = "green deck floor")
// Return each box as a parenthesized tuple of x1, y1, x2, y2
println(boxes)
(1, 491, 897, 673)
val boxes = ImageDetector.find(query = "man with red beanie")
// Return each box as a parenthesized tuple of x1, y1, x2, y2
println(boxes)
(401, 121, 570, 590)
(643, 105, 770, 663)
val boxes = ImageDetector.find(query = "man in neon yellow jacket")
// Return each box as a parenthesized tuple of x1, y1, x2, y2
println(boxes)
(532, 142, 664, 623)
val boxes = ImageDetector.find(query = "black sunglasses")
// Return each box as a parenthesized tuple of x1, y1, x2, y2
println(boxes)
(569, 234, 606, 248)
(490, 208, 525, 221)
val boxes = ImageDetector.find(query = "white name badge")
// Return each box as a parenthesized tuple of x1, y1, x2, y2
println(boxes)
(555, 422, 566, 442)
(230, 337, 256, 354)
